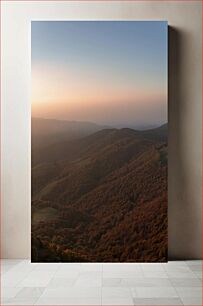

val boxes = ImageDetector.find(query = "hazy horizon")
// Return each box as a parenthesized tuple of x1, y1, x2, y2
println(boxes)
(32, 21, 167, 127)
(32, 116, 167, 131)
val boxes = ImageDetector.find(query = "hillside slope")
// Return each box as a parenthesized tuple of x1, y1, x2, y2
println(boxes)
(31, 125, 167, 262)
(32, 117, 107, 152)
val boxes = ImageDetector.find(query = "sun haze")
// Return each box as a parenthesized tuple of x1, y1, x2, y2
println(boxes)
(32, 21, 167, 129)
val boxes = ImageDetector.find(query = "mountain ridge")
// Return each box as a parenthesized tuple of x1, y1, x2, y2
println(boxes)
(31, 119, 168, 262)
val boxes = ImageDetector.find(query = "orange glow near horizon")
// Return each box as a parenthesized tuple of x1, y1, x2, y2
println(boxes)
(31, 21, 167, 127)
(32, 63, 167, 126)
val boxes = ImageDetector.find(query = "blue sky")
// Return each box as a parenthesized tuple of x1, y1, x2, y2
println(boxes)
(32, 21, 167, 128)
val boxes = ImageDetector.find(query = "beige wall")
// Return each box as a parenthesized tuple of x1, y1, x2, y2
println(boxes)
(1, 1, 202, 259)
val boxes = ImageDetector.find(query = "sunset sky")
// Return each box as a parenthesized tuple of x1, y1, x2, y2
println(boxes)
(32, 21, 167, 128)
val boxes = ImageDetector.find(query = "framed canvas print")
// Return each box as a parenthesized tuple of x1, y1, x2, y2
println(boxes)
(31, 21, 168, 262)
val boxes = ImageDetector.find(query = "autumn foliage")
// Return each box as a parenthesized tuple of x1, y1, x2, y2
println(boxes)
(31, 122, 167, 262)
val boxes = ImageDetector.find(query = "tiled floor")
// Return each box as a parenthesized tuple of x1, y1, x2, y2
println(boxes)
(1, 260, 202, 305)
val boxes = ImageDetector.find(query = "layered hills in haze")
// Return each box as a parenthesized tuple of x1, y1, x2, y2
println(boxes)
(32, 117, 108, 150)
(31, 118, 168, 262)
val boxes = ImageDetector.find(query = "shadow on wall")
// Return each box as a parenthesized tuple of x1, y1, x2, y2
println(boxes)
(168, 26, 202, 260)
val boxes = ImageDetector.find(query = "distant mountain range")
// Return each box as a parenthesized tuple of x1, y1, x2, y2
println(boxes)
(32, 117, 108, 150)
(32, 117, 167, 164)
(31, 118, 168, 262)
(32, 117, 167, 147)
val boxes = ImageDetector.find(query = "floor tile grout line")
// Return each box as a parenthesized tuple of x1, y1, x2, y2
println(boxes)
(166, 269, 202, 305)
(33, 263, 61, 305)
(101, 263, 103, 305)
(1, 260, 202, 306)
(3, 260, 36, 290)
(164, 266, 200, 278)
(167, 276, 184, 305)
(2, 260, 28, 278)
